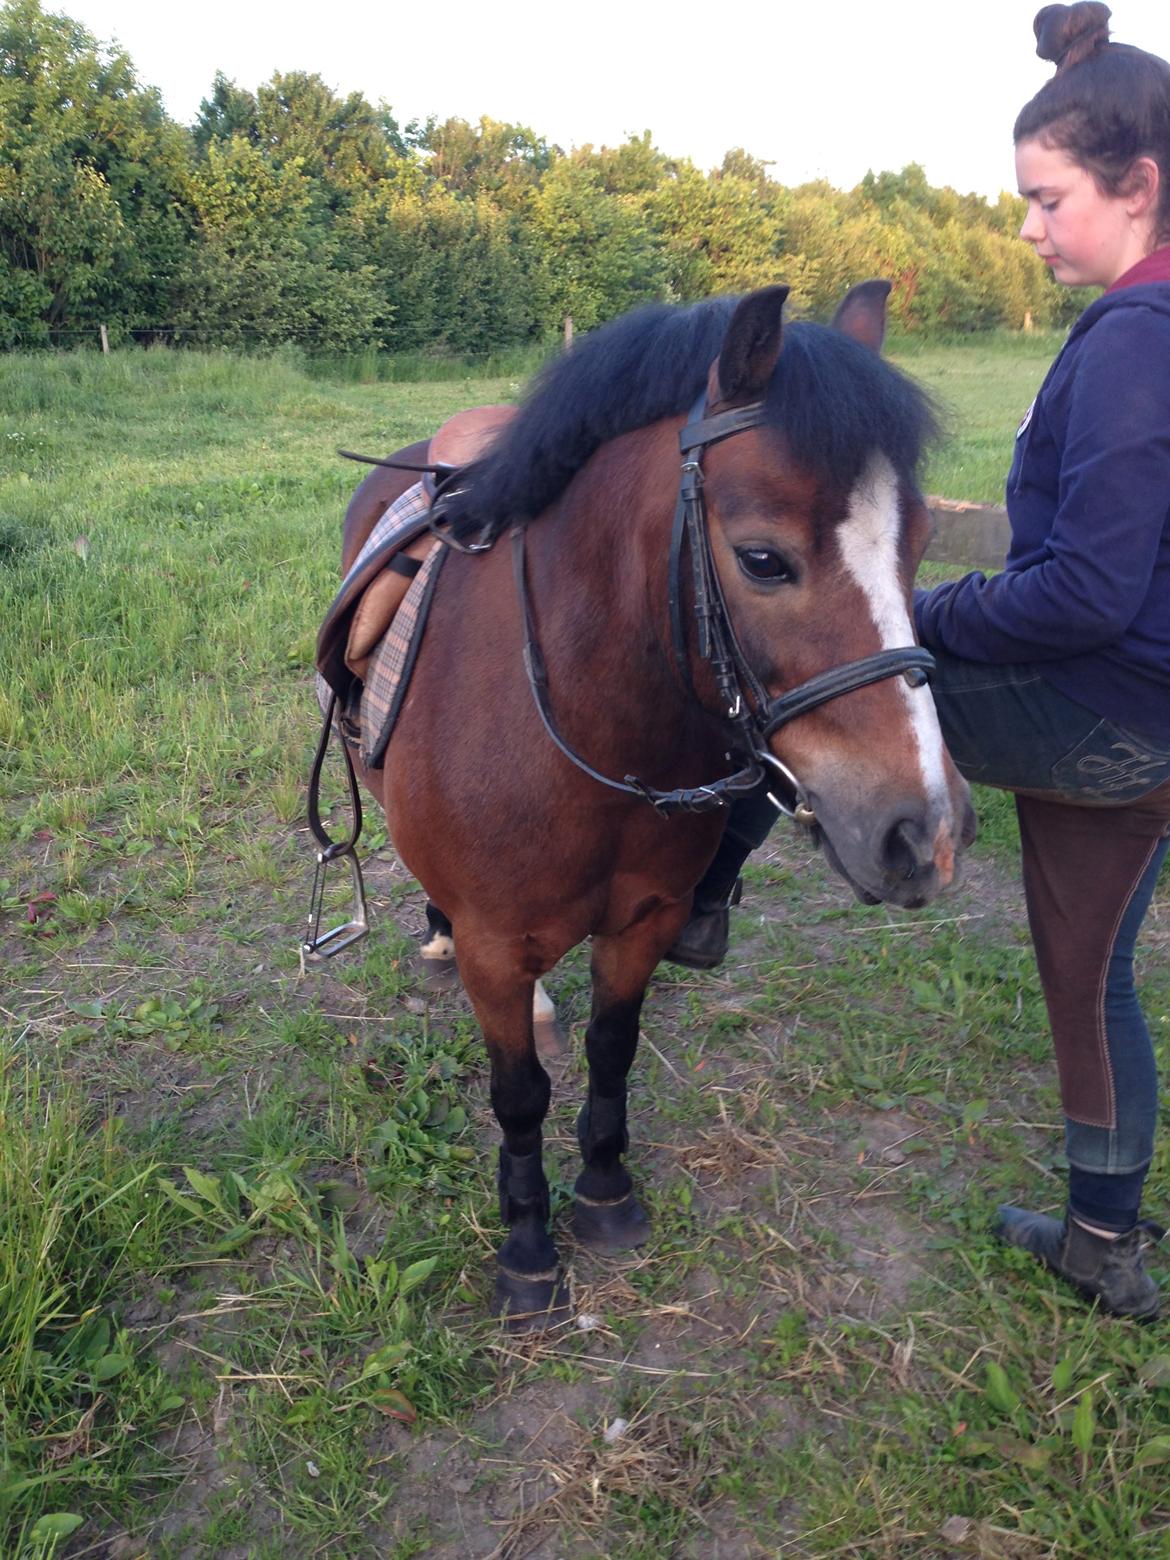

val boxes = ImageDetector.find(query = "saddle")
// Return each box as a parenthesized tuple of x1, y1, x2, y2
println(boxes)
(344, 403, 518, 679)
(315, 403, 516, 766)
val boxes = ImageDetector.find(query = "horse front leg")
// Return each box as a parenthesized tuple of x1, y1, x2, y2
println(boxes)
(574, 905, 689, 1250)
(455, 938, 569, 1329)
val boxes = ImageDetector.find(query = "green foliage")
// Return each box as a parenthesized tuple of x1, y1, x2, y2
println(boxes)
(170, 136, 387, 351)
(1, 1, 1074, 355)
(0, 1053, 178, 1550)
(0, 0, 192, 342)
(529, 157, 669, 331)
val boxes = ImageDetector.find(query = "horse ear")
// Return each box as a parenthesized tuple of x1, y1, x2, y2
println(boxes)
(830, 279, 892, 353)
(710, 284, 790, 406)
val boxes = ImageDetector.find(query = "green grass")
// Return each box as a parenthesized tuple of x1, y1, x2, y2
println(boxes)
(3, 340, 1168, 1558)
(891, 328, 1061, 503)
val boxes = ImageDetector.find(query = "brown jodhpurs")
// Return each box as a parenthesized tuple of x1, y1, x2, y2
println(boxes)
(1016, 779, 1170, 1133)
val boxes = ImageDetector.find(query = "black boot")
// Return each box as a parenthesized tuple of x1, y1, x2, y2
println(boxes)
(995, 1204, 1164, 1320)
(664, 783, 780, 972)
(664, 878, 742, 970)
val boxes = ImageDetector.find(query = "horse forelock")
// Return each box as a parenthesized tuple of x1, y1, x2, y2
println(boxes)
(441, 300, 937, 543)
(761, 325, 937, 495)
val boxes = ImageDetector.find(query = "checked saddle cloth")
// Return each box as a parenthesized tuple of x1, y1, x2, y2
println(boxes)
(315, 479, 444, 770)
(314, 405, 515, 770)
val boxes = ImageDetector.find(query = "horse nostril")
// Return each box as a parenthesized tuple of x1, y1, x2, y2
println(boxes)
(882, 817, 932, 881)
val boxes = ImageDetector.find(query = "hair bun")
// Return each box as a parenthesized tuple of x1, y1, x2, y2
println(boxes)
(1033, 3, 1111, 70)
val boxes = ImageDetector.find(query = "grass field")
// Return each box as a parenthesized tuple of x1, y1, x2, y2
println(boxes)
(3, 338, 1170, 1559)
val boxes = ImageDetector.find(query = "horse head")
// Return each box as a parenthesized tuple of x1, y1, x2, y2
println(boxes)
(698, 282, 975, 908)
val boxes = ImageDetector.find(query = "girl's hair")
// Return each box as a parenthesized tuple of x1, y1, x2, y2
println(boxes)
(1015, 3, 1170, 243)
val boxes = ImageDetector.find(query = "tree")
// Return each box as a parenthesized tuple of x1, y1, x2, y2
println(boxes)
(172, 136, 385, 350)
(529, 158, 668, 331)
(0, 0, 192, 340)
(192, 72, 259, 152)
(344, 182, 541, 352)
(424, 115, 557, 203)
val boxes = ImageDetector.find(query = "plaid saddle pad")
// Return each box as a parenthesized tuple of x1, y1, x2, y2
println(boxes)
(314, 480, 448, 769)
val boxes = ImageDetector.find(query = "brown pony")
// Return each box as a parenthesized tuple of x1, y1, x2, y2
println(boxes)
(332, 282, 973, 1324)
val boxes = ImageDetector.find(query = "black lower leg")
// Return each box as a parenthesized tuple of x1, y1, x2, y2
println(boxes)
(576, 1087, 631, 1202)
(491, 1058, 567, 1324)
(424, 901, 452, 940)
(497, 1139, 558, 1276)
(573, 994, 650, 1248)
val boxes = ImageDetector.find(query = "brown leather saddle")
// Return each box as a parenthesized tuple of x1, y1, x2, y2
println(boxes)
(316, 404, 516, 708)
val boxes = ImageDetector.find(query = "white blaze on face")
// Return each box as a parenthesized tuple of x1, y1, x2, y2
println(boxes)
(835, 454, 949, 800)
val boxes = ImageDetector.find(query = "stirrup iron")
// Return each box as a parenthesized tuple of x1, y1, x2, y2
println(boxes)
(301, 692, 369, 961)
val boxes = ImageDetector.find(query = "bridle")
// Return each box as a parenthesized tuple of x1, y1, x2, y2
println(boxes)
(430, 390, 936, 821)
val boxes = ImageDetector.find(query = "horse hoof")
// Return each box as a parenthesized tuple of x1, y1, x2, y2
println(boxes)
(491, 1265, 571, 1332)
(573, 1192, 651, 1251)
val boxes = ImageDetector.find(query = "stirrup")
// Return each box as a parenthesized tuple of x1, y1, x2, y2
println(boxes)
(302, 842, 368, 961)
(301, 693, 370, 962)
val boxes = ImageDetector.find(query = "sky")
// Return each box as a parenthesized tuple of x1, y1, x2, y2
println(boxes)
(60, 0, 1170, 199)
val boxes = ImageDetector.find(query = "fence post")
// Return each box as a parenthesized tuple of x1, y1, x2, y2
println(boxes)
(563, 315, 573, 351)
(99, 324, 109, 354)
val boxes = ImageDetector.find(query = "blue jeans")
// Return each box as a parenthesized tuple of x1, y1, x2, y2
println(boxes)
(928, 647, 1170, 1229)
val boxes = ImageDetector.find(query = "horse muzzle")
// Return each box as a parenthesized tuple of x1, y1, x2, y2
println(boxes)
(809, 784, 976, 911)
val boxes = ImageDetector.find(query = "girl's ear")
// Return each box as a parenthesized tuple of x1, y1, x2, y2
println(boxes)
(1124, 155, 1161, 220)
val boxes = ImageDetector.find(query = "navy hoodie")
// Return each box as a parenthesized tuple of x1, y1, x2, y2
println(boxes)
(915, 262, 1170, 743)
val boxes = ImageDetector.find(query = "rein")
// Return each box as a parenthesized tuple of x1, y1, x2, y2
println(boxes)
(495, 393, 934, 819)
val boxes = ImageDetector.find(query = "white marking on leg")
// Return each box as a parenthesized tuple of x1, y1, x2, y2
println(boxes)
(835, 455, 949, 801)
(533, 980, 554, 1023)
(420, 932, 456, 961)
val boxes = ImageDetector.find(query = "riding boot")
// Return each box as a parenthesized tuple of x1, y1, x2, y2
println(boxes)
(664, 878, 742, 970)
(994, 1204, 1164, 1320)
(664, 782, 780, 971)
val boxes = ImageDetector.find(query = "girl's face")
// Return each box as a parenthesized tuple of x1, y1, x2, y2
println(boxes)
(1015, 138, 1157, 288)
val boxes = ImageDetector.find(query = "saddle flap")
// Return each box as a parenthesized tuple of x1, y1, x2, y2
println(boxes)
(345, 535, 433, 680)
(317, 482, 434, 701)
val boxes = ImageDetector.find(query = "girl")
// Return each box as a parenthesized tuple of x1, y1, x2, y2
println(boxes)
(676, 2, 1170, 1319)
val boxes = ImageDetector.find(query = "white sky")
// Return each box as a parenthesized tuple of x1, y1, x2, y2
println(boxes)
(61, 0, 1170, 199)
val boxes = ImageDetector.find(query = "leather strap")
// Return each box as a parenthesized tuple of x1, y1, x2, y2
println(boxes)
(307, 692, 363, 860)
(759, 648, 933, 737)
(512, 526, 764, 815)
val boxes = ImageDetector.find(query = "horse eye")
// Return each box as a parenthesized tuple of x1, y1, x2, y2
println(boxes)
(736, 546, 794, 584)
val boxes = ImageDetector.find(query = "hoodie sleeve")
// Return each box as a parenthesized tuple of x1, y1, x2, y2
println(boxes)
(915, 305, 1170, 662)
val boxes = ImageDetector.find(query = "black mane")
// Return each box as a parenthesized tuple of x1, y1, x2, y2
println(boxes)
(443, 295, 937, 540)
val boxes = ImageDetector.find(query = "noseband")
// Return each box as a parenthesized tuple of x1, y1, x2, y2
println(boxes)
(435, 392, 935, 820)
